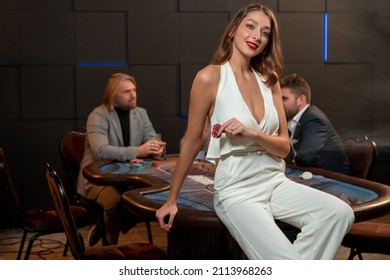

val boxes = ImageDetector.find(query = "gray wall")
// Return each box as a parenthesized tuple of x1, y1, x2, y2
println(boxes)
(0, 0, 389, 227)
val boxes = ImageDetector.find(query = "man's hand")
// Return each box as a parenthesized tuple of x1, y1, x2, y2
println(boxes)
(137, 140, 166, 158)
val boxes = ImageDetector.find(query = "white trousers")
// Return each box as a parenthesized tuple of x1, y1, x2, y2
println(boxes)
(214, 153, 355, 260)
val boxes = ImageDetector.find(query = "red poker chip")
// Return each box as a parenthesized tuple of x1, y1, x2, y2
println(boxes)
(212, 123, 221, 138)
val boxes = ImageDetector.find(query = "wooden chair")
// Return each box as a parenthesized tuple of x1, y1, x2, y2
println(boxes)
(341, 215, 390, 259)
(44, 163, 166, 260)
(341, 136, 390, 259)
(59, 130, 106, 246)
(343, 136, 378, 179)
(60, 130, 153, 245)
(0, 147, 89, 259)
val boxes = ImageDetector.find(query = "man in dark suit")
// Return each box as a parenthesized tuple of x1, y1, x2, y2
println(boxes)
(280, 73, 350, 175)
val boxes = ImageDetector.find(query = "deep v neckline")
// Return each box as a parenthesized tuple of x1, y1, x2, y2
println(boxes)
(227, 62, 265, 126)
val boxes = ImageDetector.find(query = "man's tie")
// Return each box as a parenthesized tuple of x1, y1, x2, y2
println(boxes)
(287, 127, 297, 162)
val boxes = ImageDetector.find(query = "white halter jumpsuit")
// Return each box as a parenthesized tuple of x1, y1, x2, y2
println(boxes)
(206, 62, 354, 259)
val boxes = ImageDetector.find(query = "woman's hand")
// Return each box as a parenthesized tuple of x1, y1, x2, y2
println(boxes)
(216, 116, 290, 158)
(217, 118, 256, 139)
(156, 202, 178, 232)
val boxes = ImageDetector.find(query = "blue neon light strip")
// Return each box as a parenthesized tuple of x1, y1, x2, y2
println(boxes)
(76, 62, 128, 67)
(324, 12, 328, 62)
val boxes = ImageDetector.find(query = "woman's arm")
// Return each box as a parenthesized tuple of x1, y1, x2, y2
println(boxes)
(156, 65, 219, 231)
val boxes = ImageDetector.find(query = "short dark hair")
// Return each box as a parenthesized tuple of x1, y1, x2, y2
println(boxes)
(280, 73, 311, 103)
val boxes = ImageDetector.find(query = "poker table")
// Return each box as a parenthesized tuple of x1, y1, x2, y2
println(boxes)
(83, 156, 390, 259)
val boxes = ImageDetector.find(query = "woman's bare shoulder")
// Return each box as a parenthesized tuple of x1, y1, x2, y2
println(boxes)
(194, 64, 221, 86)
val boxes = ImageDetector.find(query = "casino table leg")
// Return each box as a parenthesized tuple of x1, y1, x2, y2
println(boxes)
(167, 226, 246, 260)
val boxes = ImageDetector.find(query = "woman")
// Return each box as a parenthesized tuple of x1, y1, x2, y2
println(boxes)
(156, 3, 354, 259)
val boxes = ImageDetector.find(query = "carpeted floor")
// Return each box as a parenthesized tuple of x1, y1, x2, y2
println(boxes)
(0, 221, 167, 260)
(0, 221, 388, 260)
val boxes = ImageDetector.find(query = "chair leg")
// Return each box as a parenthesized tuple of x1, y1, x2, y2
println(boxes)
(17, 230, 28, 260)
(348, 248, 364, 260)
(146, 220, 153, 244)
(23, 232, 42, 260)
(348, 248, 356, 260)
(63, 241, 69, 257)
(88, 217, 105, 246)
(101, 232, 109, 246)
(78, 232, 86, 252)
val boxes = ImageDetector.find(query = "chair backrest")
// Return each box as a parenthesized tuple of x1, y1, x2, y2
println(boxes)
(343, 136, 378, 179)
(45, 163, 85, 259)
(59, 130, 86, 200)
(0, 147, 22, 216)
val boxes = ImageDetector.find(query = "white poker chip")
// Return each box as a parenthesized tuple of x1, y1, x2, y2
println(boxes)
(300, 171, 313, 180)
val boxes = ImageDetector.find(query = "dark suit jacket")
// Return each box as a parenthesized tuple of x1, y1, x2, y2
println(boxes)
(288, 105, 350, 174)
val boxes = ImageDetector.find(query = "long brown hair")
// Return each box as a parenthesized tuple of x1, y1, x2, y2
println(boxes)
(211, 3, 283, 87)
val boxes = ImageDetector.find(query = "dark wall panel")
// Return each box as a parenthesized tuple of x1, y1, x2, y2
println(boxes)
(0, 67, 20, 120)
(327, 1, 390, 63)
(20, 66, 75, 120)
(76, 12, 128, 64)
(131, 65, 178, 117)
(0, 122, 22, 166)
(227, 0, 277, 12)
(373, 63, 390, 131)
(129, 0, 177, 11)
(21, 120, 75, 209)
(0, 12, 18, 65)
(180, 0, 229, 11)
(372, 10, 390, 62)
(279, 0, 324, 11)
(21, 120, 74, 175)
(19, 0, 73, 10)
(326, 64, 373, 135)
(0, 0, 17, 9)
(327, 0, 387, 12)
(150, 117, 187, 154)
(328, 13, 373, 63)
(180, 13, 229, 64)
(19, 11, 74, 65)
(128, 12, 180, 64)
(149, 115, 187, 154)
(279, 13, 323, 63)
(75, 0, 128, 11)
(180, 64, 204, 116)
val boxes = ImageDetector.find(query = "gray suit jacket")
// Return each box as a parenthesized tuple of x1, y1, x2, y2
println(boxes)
(77, 104, 156, 199)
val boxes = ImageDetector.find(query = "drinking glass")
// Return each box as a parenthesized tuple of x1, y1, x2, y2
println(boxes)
(154, 133, 161, 142)
(149, 133, 162, 142)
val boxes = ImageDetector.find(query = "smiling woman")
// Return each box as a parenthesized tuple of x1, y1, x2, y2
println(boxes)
(155, 3, 355, 260)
